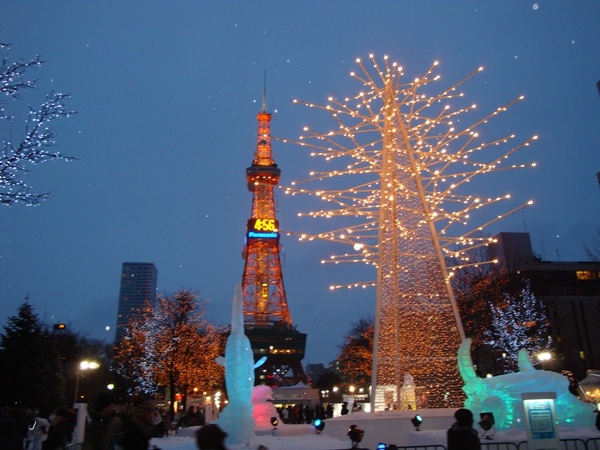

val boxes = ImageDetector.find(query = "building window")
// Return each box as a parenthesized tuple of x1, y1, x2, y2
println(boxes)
(575, 271, 599, 280)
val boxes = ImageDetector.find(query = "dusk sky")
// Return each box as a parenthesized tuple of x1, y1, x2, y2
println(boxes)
(1, 2, 599, 366)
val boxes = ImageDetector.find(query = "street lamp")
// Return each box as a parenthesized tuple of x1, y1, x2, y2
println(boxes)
(74, 360, 100, 404)
(537, 352, 552, 370)
(537, 352, 552, 361)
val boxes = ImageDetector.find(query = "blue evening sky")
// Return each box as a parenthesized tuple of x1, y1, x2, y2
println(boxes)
(1, 2, 599, 365)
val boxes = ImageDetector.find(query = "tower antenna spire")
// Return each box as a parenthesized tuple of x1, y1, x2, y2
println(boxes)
(241, 83, 308, 386)
(262, 70, 267, 112)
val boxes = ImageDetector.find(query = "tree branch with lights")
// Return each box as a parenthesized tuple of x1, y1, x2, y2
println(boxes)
(0, 42, 75, 206)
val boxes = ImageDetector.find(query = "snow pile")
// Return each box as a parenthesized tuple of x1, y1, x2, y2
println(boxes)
(151, 428, 348, 450)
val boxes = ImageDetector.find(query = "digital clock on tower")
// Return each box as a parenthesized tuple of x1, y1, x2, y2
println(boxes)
(247, 218, 279, 239)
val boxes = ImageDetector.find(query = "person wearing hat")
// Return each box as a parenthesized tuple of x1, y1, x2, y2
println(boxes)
(196, 423, 228, 450)
(85, 392, 122, 450)
(119, 400, 158, 450)
(447, 408, 481, 450)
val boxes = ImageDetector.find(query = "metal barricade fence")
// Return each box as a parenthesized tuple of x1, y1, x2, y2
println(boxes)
(64, 444, 84, 450)
(393, 446, 447, 450)
(561, 439, 589, 450)
(517, 438, 589, 450)
(393, 438, 600, 450)
(586, 438, 600, 450)
(481, 441, 521, 450)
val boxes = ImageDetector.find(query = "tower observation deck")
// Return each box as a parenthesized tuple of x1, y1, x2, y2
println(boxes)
(241, 96, 307, 386)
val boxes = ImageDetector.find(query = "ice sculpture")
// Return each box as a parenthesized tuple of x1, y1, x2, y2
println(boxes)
(400, 373, 417, 410)
(216, 285, 267, 445)
(252, 385, 280, 429)
(458, 338, 596, 430)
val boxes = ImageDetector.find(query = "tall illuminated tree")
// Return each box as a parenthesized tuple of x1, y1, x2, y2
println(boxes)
(114, 290, 225, 416)
(283, 54, 537, 409)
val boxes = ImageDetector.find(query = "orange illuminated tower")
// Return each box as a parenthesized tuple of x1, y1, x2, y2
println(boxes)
(241, 90, 307, 386)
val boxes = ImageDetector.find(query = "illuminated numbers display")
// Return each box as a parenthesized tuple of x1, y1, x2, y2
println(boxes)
(247, 218, 279, 239)
(253, 218, 277, 231)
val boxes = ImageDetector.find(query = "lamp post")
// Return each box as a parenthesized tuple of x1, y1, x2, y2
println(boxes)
(74, 360, 100, 404)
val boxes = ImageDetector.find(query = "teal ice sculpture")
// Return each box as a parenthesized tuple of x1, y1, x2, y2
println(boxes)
(458, 338, 596, 431)
(216, 285, 267, 445)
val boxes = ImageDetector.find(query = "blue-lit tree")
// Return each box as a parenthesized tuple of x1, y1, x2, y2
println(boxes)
(1, 42, 75, 206)
(485, 279, 550, 372)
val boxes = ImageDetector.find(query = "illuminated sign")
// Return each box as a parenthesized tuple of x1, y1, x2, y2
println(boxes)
(247, 218, 279, 239)
(521, 392, 559, 450)
(249, 218, 278, 232)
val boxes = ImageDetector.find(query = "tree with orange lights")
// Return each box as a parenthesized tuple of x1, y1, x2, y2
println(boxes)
(114, 290, 225, 416)
(338, 317, 374, 388)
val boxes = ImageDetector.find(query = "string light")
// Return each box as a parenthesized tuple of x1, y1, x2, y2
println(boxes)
(282, 54, 537, 409)
(1, 90, 75, 206)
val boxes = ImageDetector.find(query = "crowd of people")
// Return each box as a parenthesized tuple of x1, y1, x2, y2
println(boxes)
(0, 407, 77, 450)
(1, 395, 499, 450)
(0, 393, 171, 450)
(172, 405, 205, 429)
(0, 395, 262, 450)
(274, 402, 337, 424)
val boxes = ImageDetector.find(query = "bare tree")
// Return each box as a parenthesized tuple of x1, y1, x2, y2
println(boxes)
(1, 42, 75, 206)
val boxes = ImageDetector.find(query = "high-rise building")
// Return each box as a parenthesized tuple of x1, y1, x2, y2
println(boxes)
(115, 262, 157, 342)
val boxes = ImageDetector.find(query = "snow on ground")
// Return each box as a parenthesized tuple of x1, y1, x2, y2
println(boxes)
(150, 425, 348, 450)
(150, 423, 600, 450)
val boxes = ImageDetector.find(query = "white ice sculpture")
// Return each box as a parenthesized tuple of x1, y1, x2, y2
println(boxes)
(458, 338, 596, 431)
(400, 373, 417, 410)
(216, 285, 267, 445)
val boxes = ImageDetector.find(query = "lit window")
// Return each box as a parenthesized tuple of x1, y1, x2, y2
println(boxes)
(575, 271, 598, 280)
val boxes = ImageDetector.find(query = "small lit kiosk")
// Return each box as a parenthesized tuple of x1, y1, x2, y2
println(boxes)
(521, 392, 559, 450)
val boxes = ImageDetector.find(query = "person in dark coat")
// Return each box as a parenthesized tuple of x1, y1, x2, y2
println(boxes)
(340, 402, 349, 416)
(119, 400, 157, 450)
(0, 408, 22, 450)
(447, 408, 481, 450)
(43, 409, 74, 450)
(196, 424, 227, 450)
(85, 392, 122, 450)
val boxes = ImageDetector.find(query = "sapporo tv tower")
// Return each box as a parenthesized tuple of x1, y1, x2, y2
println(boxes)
(241, 86, 307, 386)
